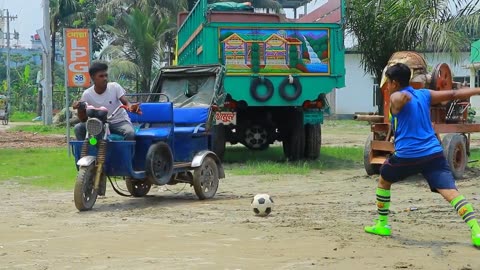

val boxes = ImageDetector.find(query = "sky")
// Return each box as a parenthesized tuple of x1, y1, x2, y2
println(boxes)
(0, 0, 44, 48)
(0, 0, 328, 49)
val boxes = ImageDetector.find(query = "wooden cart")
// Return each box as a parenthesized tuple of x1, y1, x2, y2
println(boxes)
(355, 51, 480, 179)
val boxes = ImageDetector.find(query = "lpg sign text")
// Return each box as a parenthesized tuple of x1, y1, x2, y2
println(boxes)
(64, 29, 91, 88)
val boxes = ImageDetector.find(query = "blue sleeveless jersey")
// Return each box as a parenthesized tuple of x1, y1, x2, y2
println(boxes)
(390, 86, 443, 158)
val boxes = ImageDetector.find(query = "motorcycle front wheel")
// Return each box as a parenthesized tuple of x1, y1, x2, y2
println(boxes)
(74, 164, 98, 211)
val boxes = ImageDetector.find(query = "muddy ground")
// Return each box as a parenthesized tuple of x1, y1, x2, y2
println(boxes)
(1, 122, 480, 270)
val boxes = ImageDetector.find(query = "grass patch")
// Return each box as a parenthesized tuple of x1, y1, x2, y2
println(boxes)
(224, 145, 362, 175)
(8, 125, 70, 135)
(0, 148, 76, 190)
(0, 145, 363, 190)
(468, 149, 480, 168)
(9, 111, 37, 122)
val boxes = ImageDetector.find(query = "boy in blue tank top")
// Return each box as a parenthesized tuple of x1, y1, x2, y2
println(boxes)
(364, 63, 480, 248)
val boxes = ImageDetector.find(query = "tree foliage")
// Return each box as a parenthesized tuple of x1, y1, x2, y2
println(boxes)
(346, 0, 480, 83)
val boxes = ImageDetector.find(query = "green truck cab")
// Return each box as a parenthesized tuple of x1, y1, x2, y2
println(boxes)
(175, 0, 346, 160)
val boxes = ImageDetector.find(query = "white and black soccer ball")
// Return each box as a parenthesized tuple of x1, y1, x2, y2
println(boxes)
(251, 194, 274, 217)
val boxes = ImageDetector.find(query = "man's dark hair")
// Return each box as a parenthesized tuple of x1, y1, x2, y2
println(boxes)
(89, 61, 108, 77)
(385, 63, 411, 88)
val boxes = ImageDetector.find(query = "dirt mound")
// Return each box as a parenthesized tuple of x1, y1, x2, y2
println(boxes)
(0, 130, 67, 149)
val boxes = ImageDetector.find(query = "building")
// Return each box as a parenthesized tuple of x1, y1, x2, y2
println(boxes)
(334, 51, 477, 117)
(296, 0, 341, 23)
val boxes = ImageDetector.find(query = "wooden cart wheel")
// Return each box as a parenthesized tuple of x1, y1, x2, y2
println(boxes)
(430, 63, 453, 106)
(442, 134, 467, 179)
(364, 134, 381, 176)
(430, 63, 453, 91)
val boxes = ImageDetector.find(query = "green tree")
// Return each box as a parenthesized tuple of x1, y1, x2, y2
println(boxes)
(50, 0, 79, 87)
(347, 0, 480, 84)
(72, 0, 108, 53)
(101, 7, 172, 92)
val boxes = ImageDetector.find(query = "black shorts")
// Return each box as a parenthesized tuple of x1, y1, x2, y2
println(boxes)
(380, 151, 457, 192)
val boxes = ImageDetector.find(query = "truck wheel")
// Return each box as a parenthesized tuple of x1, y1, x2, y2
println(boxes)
(244, 125, 269, 150)
(282, 110, 305, 161)
(250, 78, 274, 102)
(442, 134, 467, 179)
(212, 125, 226, 160)
(304, 124, 321, 160)
(364, 134, 381, 176)
(279, 77, 302, 101)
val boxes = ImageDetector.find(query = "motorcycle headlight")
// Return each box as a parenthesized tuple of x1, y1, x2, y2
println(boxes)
(86, 118, 103, 136)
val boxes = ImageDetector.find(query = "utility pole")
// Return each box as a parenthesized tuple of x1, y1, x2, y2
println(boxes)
(1, 9, 17, 111)
(42, 0, 53, 125)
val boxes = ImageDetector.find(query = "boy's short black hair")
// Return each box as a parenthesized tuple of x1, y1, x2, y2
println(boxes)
(89, 61, 109, 77)
(385, 63, 411, 88)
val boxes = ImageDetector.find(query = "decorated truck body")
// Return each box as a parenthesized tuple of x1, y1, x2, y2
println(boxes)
(174, 0, 346, 160)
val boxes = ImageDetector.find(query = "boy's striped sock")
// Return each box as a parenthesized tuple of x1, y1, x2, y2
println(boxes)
(376, 188, 391, 225)
(451, 195, 480, 235)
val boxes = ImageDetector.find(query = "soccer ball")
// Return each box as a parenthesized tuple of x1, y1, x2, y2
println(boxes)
(251, 194, 274, 217)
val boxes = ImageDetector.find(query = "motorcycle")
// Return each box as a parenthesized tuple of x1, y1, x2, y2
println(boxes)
(73, 102, 141, 210)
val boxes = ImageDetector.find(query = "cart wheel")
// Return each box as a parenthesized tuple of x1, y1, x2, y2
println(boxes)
(146, 142, 173, 185)
(125, 177, 151, 197)
(304, 124, 321, 160)
(442, 134, 467, 179)
(364, 134, 381, 176)
(74, 164, 98, 211)
(193, 156, 219, 200)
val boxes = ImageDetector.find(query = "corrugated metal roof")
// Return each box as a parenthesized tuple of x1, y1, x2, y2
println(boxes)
(296, 0, 341, 23)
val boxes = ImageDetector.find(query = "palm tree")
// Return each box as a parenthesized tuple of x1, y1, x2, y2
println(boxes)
(100, 7, 172, 92)
(49, 0, 79, 86)
(346, 0, 480, 113)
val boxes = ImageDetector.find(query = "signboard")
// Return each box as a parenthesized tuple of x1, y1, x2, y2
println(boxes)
(64, 29, 92, 87)
(215, 111, 236, 125)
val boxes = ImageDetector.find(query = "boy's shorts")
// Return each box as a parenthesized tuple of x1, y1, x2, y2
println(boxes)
(380, 151, 457, 192)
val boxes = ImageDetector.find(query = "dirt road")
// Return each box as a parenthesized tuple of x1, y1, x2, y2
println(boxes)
(1, 122, 480, 269)
(1, 170, 479, 269)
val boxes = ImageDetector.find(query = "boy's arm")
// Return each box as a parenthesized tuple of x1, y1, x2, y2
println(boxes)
(430, 88, 480, 105)
(117, 84, 141, 113)
(390, 91, 411, 115)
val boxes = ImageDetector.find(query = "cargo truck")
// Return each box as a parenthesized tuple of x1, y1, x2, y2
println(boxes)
(173, 0, 346, 160)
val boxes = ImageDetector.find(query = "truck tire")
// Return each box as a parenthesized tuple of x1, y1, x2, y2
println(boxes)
(212, 125, 226, 160)
(282, 110, 305, 161)
(250, 77, 274, 102)
(304, 124, 321, 160)
(442, 133, 467, 179)
(279, 77, 302, 101)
